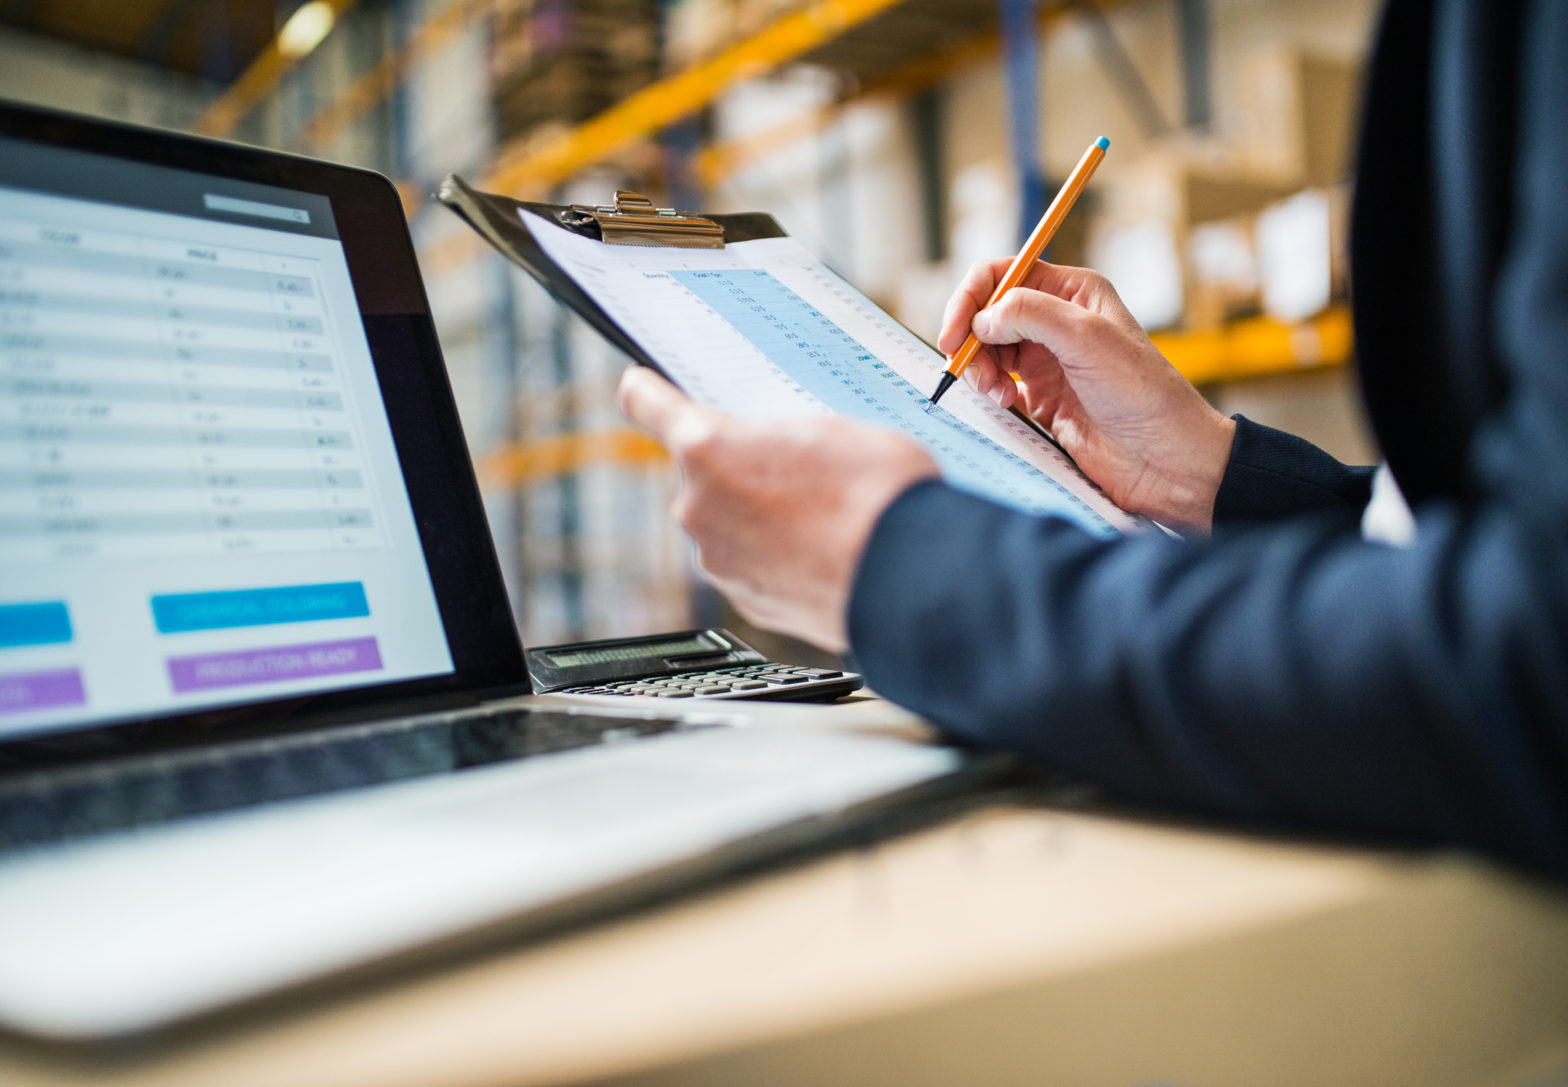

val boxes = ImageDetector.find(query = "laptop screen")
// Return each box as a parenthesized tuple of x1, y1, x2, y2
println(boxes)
(0, 133, 460, 742)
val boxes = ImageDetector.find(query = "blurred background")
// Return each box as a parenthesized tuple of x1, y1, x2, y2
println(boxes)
(0, 0, 1382, 660)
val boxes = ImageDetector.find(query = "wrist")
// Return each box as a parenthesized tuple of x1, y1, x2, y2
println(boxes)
(1148, 410, 1236, 534)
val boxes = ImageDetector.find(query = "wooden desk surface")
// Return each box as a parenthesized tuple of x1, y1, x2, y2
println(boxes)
(4, 701, 1568, 1087)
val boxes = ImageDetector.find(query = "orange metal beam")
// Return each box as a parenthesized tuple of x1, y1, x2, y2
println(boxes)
(480, 428, 669, 488)
(1153, 305, 1353, 385)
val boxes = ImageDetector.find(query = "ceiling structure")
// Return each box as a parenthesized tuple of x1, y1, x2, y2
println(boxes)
(0, 0, 295, 83)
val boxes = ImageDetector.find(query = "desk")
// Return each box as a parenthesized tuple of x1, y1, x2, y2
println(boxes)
(3, 700, 1568, 1087)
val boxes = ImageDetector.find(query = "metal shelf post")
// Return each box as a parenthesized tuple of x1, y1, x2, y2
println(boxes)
(1000, 0, 1045, 243)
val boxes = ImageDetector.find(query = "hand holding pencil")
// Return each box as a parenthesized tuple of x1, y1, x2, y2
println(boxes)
(932, 139, 1241, 534)
(925, 136, 1110, 411)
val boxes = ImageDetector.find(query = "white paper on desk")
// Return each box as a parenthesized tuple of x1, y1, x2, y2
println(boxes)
(524, 210, 1143, 536)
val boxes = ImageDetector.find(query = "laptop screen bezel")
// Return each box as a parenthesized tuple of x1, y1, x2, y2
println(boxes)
(0, 101, 530, 769)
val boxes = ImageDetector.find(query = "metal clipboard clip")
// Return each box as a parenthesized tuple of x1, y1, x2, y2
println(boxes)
(559, 191, 725, 249)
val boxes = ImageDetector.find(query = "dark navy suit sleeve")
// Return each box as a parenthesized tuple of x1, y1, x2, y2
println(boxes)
(1213, 416, 1375, 528)
(848, 6, 1568, 881)
(849, 481, 1568, 879)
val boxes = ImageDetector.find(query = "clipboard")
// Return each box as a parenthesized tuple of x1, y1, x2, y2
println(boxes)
(438, 176, 780, 376)
(436, 175, 1145, 537)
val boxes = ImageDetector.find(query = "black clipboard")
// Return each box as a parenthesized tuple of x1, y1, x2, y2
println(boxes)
(437, 175, 787, 374)
(437, 177, 1145, 534)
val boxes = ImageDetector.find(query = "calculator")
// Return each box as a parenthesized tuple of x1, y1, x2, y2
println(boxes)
(526, 629, 863, 702)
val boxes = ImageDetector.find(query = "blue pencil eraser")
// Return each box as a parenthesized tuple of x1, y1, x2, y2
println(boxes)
(1095, 136, 1110, 150)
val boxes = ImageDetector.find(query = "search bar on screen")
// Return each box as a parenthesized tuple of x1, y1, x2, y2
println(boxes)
(203, 194, 311, 225)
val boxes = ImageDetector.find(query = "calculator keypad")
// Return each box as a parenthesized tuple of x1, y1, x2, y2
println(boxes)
(557, 664, 856, 701)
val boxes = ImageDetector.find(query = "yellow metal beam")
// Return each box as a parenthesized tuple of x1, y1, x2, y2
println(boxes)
(480, 428, 669, 489)
(483, 0, 911, 196)
(1153, 305, 1353, 386)
(196, 0, 361, 139)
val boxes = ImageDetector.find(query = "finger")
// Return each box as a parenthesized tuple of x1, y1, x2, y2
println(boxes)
(937, 259, 1011, 355)
(1009, 338, 1066, 384)
(1013, 345, 1072, 419)
(948, 346, 1018, 410)
(987, 372, 1021, 409)
(963, 350, 1004, 397)
(944, 257, 1108, 356)
(972, 372, 1020, 409)
(971, 287, 1098, 355)
(617, 366, 708, 445)
(963, 334, 1004, 370)
(971, 361, 1020, 408)
(1018, 261, 1105, 304)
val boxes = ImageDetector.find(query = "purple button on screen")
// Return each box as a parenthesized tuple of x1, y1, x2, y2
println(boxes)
(0, 668, 87, 715)
(168, 637, 383, 693)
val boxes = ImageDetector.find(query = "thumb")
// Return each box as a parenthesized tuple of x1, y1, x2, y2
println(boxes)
(618, 366, 702, 443)
(973, 287, 1097, 355)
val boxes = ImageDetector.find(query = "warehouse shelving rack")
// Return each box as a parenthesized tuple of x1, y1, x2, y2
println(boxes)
(188, 0, 1355, 642)
(198, 0, 1352, 384)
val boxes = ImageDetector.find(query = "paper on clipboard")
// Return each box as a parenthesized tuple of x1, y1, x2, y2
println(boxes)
(437, 177, 1141, 536)
(519, 208, 1143, 537)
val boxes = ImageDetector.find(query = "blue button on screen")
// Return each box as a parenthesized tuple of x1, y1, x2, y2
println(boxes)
(151, 582, 370, 634)
(0, 602, 73, 649)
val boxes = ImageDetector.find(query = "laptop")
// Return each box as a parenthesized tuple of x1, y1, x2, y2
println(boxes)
(0, 101, 972, 1042)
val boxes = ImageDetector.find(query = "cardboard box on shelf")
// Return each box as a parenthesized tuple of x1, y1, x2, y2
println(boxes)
(1256, 190, 1332, 323)
(494, 56, 660, 139)
(1100, 145, 1301, 235)
(945, 161, 1018, 270)
(1089, 219, 1185, 332)
(663, 0, 804, 71)
(732, 0, 806, 39)
(1254, 184, 1352, 325)
(801, 0, 1004, 87)
(493, 0, 662, 67)
(494, 11, 658, 78)
(709, 68, 839, 143)
(1185, 216, 1260, 329)
(1232, 46, 1362, 190)
(893, 262, 954, 345)
(490, 0, 662, 140)
(1041, 190, 1092, 270)
(663, 0, 739, 71)
(1093, 146, 1299, 331)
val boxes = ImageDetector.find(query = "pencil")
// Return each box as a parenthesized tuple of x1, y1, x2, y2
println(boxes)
(925, 135, 1110, 411)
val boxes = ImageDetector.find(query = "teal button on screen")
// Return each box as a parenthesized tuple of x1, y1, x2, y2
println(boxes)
(0, 602, 73, 648)
(151, 582, 370, 633)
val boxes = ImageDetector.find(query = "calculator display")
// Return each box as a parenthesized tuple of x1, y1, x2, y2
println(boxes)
(544, 634, 720, 668)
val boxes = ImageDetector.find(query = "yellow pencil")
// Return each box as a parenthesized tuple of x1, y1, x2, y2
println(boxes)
(925, 135, 1110, 410)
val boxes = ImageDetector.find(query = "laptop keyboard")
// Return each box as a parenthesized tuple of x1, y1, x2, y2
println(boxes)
(0, 707, 702, 854)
